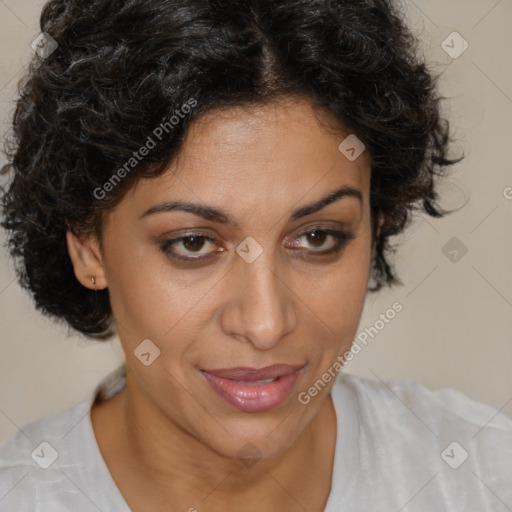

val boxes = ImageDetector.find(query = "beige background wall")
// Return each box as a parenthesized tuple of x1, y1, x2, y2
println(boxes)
(1, 0, 511, 442)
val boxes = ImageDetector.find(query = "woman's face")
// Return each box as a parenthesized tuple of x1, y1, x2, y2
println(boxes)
(82, 97, 373, 460)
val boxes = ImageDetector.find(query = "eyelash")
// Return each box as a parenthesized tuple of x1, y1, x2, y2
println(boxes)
(159, 227, 355, 264)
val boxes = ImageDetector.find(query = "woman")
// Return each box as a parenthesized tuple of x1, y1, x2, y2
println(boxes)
(0, 0, 510, 510)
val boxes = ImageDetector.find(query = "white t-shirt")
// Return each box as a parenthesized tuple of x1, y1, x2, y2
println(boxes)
(1, 365, 511, 511)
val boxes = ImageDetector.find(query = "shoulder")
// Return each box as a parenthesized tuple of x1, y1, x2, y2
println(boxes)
(337, 373, 512, 432)
(0, 397, 95, 511)
(0, 366, 129, 511)
(337, 373, 512, 438)
(330, 374, 512, 510)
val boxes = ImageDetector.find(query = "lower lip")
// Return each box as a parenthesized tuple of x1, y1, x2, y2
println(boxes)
(200, 370, 300, 412)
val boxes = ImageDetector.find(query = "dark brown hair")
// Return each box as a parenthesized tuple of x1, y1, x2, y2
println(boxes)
(0, 0, 462, 340)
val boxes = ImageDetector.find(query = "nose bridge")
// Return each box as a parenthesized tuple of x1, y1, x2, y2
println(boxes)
(226, 250, 295, 349)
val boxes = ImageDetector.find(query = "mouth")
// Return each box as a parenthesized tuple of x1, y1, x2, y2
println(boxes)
(200, 364, 304, 413)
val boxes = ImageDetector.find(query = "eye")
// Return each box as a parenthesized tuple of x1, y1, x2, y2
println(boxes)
(159, 226, 355, 265)
(286, 227, 355, 255)
(160, 233, 222, 261)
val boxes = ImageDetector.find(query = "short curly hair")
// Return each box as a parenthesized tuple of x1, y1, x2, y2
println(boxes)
(0, 0, 462, 340)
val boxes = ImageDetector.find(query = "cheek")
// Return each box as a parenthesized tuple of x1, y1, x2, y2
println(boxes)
(318, 262, 368, 310)
(103, 237, 199, 342)
(103, 228, 236, 380)
(110, 270, 207, 341)
(303, 237, 372, 349)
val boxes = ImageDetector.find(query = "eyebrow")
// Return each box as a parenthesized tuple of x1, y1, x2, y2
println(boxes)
(139, 185, 362, 226)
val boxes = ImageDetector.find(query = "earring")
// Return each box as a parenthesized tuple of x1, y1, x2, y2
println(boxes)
(91, 276, 96, 285)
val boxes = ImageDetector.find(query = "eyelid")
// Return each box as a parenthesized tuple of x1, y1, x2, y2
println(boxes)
(158, 221, 356, 263)
(160, 232, 220, 258)
(288, 228, 354, 251)
(287, 222, 352, 242)
(294, 222, 345, 236)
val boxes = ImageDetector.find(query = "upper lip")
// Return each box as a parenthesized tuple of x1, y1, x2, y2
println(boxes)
(201, 364, 304, 381)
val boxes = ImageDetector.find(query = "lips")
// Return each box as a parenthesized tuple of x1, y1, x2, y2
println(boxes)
(200, 364, 304, 412)
(202, 364, 303, 381)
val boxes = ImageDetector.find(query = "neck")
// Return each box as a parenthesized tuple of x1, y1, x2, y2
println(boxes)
(93, 373, 337, 512)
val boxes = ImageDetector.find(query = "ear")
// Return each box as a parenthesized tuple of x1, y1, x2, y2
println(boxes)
(66, 230, 108, 289)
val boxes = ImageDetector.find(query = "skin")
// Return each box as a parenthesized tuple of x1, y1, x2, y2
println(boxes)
(66, 96, 376, 512)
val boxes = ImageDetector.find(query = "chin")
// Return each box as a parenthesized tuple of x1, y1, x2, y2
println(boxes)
(196, 405, 310, 464)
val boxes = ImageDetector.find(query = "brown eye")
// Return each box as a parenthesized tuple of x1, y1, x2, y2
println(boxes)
(305, 229, 327, 247)
(182, 235, 207, 252)
(160, 233, 220, 261)
(287, 227, 356, 255)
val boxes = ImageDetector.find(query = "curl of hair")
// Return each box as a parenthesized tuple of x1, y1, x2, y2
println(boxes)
(0, 0, 463, 340)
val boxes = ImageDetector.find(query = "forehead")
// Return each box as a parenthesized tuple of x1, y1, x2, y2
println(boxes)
(119, 97, 370, 217)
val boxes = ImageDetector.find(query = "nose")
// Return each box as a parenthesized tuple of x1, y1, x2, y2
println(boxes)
(220, 251, 297, 350)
